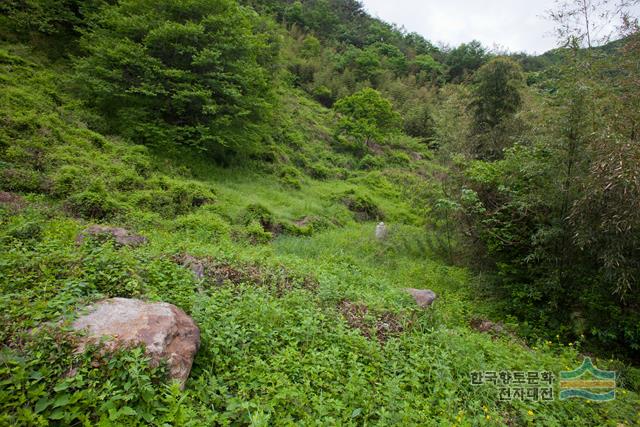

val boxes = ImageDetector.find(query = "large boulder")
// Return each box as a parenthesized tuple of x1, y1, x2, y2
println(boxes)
(72, 298, 200, 388)
(405, 288, 437, 308)
(76, 225, 148, 247)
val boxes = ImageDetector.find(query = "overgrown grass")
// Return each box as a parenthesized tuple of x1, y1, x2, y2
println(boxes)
(1, 42, 639, 426)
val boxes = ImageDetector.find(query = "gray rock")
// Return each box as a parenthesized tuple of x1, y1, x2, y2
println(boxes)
(405, 288, 437, 308)
(375, 222, 388, 241)
(72, 298, 200, 388)
(76, 225, 148, 247)
(176, 254, 205, 280)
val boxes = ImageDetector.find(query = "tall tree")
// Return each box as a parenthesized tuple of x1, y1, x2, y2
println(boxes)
(469, 57, 524, 159)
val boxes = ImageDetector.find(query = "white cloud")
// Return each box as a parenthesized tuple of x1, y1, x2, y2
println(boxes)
(360, 0, 565, 54)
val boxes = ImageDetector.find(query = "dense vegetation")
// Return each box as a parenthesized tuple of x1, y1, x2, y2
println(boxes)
(0, 0, 639, 425)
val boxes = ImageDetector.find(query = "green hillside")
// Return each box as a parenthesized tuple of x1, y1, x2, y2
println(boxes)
(1, 0, 639, 425)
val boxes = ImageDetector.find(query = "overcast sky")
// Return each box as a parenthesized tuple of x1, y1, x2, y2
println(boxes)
(360, 0, 564, 54)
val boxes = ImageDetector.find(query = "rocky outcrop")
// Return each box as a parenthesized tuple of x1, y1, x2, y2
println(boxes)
(76, 225, 148, 247)
(405, 288, 437, 308)
(72, 298, 200, 388)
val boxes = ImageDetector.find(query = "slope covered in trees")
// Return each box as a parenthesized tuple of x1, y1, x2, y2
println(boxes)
(1, 0, 639, 425)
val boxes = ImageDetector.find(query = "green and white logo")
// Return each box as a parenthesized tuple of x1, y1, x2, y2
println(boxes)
(559, 358, 616, 401)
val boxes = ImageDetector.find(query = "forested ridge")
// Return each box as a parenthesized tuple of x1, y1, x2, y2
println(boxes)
(0, 0, 639, 425)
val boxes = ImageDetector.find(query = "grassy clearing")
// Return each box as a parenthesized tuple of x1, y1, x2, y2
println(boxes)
(1, 42, 639, 426)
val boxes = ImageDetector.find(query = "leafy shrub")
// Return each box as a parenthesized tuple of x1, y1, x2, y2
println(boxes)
(0, 331, 180, 426)
(388, 151, 411, 167)
(278, 166, 303, 190)
(73, 0, 277, 150)
(243, 220, 273, 244)
(311, 85, 334, 107)
(173, 212, 230, 241)
(306, 162, 332, 180)
(358, 154, 384, 170)
(50, 165, 86, 197)
(65, 190, 121, 220)
(338, 189, 384, 221)
(0, 168, 43, 192)
(238, 203, 274, 229)
(133, 180, 214, 218)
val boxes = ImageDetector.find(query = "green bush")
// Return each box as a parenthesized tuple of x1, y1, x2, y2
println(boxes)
(133, 180, 214, 218)
(306, 162, 332, 180)
(278, 166, 303, 190)
(73, 0, 277, 151)
(50, 165, 86, 197)
(238, 203, 274, 228)
(311, 85, 334, 107)
(243, 220, 273, 244)
(0, 168, 43, 192)
(358, 154, 385, 170)
(338, 189, 384, 221)
(173, 212, 230, 241)
(388, 151, 411, 167)
(65, 190, 121, 220)
(0, 332, 180, 426)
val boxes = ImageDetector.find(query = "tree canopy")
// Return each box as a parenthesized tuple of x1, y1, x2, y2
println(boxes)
(334, 88, 401, 148)
(73, 0, 277, 150)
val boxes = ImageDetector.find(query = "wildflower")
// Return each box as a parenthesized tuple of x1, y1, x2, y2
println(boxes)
(527, 410, 534, 417)
(486, 415, 491, 420)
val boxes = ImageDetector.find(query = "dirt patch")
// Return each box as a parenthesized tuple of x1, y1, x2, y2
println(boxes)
(173, 253, 318, 296)
(0, 191, 26, 212)
(294, 216, 313, 227)
(339, 300, 406, 343)
(76, 225, 148, 248)
(366, 141, 385, 155)
(470, 318, 505, 335)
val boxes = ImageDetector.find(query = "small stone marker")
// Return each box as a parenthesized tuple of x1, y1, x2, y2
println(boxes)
(375, 222, 388, 240)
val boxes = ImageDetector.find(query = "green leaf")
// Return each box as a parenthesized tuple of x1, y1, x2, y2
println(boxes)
(48, 408, 65, 420)
(53, 393, 70, 408)
(53, 381, 70, 392)
(35, 396, 50, 413)
(120, 406, 137, 417)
